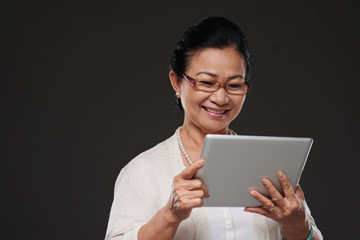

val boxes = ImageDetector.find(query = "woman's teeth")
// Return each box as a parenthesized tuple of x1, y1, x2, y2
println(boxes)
(205, 107, 226, 114)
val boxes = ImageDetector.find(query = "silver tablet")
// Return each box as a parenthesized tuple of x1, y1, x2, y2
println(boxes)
(195, 134, 313, 207)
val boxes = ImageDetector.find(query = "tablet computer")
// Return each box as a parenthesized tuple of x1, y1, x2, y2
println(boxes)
(195, 134, 313, 207)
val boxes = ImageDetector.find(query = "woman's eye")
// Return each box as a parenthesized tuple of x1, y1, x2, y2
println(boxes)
(228, 84, 244, 89)
(199, 80, 216, 86)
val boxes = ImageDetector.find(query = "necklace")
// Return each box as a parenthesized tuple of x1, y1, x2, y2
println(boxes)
(176, 126, 236, 166)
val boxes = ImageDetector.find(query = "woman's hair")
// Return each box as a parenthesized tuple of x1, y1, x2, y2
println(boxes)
(169, 16, 250, 112)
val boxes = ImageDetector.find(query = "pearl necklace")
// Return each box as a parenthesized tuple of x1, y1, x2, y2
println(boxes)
(176, 126, 236, 166)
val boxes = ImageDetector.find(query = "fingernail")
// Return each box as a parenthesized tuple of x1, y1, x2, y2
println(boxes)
(262, 178, 268, 185)
(250, 191, 256, 196)
(278, 171, 284, 179)
(198, 159, 204, 166)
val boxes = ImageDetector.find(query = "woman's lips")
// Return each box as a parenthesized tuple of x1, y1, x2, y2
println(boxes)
(202, 106, 228, 118)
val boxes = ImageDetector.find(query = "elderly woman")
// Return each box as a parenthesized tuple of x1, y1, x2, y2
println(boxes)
(105, 16, 322, 240)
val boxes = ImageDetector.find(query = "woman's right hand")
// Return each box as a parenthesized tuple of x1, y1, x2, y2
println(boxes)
(166, 159, 209, 221)
(138, 160, 209, 240)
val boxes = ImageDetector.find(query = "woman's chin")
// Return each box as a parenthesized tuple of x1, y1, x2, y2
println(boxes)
(199, 123, 230, 135)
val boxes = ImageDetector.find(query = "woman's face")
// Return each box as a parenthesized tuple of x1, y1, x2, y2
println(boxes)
(171, 47, 247, 134)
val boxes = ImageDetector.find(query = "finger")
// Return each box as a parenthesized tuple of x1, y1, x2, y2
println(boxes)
(185, 179, 203, 190)
(179, 197, 204, 209)
(186, 179, 210, 198)
(175, 179, 210, 198)
(295, 185, 305, 202)
(249, 190, 274, 210)
(179, 159, 204, 180)
(277, 170, 295, 199)
(261, 178, 285, 206)
(203, 183, 210, 198)
(181, 190, 206, 199)
(244, 206, 271, 218)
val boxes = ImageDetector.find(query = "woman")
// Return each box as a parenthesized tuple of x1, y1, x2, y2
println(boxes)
(105, 16, 322, 240)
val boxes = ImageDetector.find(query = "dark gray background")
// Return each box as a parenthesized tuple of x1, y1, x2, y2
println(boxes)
(3, 1, 359, 239)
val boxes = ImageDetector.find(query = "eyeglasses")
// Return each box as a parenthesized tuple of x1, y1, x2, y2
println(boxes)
(183, 74, 250, 95)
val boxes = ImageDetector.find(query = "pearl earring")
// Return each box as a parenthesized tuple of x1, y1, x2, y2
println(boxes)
(176, 92, 180, 97)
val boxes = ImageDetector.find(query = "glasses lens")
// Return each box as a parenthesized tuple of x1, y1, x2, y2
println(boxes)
(197, 80, 219, 91)
(226, 82, 248, 94)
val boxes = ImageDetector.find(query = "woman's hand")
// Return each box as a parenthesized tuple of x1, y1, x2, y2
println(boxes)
(138, 160, 209, 240)
(244, 171, 311, 240)
(166, 159, 209, 221)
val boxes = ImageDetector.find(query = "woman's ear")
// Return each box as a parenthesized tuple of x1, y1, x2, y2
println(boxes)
(169, 70, 182, 96)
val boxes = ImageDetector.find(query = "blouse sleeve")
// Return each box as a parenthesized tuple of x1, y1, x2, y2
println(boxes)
(105, 160, 159, 240)
(304, 201, 323, 239)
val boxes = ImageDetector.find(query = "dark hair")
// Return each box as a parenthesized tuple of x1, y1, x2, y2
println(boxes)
(169, 16, 250, 111)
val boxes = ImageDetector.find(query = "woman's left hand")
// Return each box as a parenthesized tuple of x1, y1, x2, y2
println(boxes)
(244, 170, 311, 240)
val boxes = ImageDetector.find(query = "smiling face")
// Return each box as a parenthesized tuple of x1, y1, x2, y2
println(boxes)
(170, 47, 247, 134)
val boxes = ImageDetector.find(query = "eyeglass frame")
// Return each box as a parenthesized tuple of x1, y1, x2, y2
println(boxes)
(182, 74, 250, 95)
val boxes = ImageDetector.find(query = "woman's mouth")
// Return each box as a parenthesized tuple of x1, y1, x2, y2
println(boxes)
(202, 106, 228, 118)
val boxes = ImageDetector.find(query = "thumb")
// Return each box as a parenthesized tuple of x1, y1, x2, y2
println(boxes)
(179, 159, 204, 180)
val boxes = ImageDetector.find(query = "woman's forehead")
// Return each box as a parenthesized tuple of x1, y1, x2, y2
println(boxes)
(187, 47, 246, 76)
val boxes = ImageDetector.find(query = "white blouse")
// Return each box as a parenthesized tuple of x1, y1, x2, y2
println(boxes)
(205, 207, 252, 240)
(105, 131, 322, 240)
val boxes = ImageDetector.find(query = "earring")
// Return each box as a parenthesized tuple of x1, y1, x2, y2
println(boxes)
(176, 92, 180, 97)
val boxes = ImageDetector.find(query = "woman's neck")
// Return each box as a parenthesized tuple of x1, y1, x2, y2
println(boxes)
(179, 122, 229, 164)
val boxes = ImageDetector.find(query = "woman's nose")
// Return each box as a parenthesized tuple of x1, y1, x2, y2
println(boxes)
(209, 87, 229, 106)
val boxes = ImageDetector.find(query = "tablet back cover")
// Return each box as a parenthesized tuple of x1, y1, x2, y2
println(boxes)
(195, 134, 313, 207)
